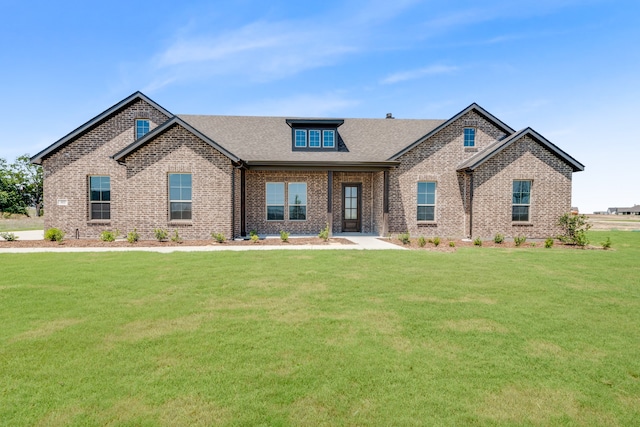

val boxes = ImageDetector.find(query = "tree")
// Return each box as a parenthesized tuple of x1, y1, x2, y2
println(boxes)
(557, 213, 591, 247)
(10, 155, 43, 217)
(0, 157, 27, 215)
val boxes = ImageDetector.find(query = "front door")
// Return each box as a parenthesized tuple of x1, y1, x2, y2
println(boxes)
(342, 184, 361, 232)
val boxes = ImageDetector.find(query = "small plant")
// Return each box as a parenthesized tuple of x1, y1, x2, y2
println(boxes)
(575, 230, 589, 248)
(212, 232, 226, 243)
(249, 229, 258, 237)
(417, 236, 426, 247)
(601, 237, 612, 250)
(318, 223, 330, 241)
(171, 229, 183, 243)
(530, 242, 536, 247)
(545, 238, 554, 248)
(44, 227, 65, 242)
(514, 235, 527, 247)
(126, 229, 140, 243)
(449, 241, 455, 247)
(280, 230, 289, 242)
(100, 229, 119, 242)
(494, 233, 504, 244)
(250, 234, 260, 243)
(2, 212, 12, 219)
(433, 237, 441, 247)
(154, 228, 168, 242)
(398, 232, 410, 245)
(0, 232, 18, 241)
(558, 213, 592, 245)
(473, 237, 482, 246)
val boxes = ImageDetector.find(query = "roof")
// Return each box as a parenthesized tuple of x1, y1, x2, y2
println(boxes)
(178, 115, 445, 163)
(30, 92, 171, 165)
(456, 127, 585, 172)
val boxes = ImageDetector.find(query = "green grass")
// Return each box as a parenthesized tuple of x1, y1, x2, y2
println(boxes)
(1, 231, 639, 425)
(0, 213, 44, 231)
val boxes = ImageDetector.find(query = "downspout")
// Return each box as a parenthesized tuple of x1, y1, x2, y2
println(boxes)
(468, 171, 474, 239)
(231, 165, 235, 239)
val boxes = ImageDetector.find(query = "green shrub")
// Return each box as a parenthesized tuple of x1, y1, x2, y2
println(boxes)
(601, 236, 612, 250)
(2, 212, 12, 219)
(212, 232, 226, 243)
(449, 241, 455, 247)
(494, 233, 504, 244)
(473, 237, 482, 246)
(544, 238, 554, 248)
(575, 230, 589, 248)
(417, 236, 426, 247)
(558, 213, 592, 245)
(44, 227, 65, 242)
(318, 223, 330, 241)
(433, 237, 441, 247)
(530, 242, 536, 247)
(398, 232, 410, 245)
(280, 230, 289, 242)
(0, 232, 18, 241)
(250, 234, 259, 243)
(249, 229, 258, 237)
(171, 229, 183, 243)
(514, 235, 527, 247)
(126, 229, 140, 243)
(100, 229, 119, 242)
(154, 228, 168, 242)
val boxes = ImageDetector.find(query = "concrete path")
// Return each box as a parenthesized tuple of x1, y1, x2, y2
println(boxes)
(0, 231, 405, 253)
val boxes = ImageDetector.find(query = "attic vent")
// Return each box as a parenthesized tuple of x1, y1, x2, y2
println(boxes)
(464, 119, 478, 126)
(386, 113, 394, 119)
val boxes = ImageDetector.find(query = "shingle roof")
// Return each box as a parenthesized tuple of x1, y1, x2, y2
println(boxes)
(178, 115, 445, 163)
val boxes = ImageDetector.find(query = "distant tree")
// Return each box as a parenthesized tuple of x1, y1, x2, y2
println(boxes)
(0, 157, 27, 215)
(10, 155, 43, 217)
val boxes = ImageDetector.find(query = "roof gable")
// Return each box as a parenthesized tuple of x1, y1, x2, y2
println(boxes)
(456, 127, 585, 172)
(388, 103, 515, 160)
(112, 116, 240, 163)
(31, 92, 172, 165)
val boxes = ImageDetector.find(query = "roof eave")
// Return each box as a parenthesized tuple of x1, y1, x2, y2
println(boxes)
(244, 160, 399, 171)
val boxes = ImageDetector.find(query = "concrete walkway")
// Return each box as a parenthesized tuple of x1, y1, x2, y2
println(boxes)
(1, 231, 405, 253)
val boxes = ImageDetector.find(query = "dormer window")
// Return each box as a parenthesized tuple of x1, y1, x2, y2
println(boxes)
(136, 119, 150, 139)
(286, 119, 344, 151)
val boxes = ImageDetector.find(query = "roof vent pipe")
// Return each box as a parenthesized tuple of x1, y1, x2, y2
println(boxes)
(386, 113, 394, 119)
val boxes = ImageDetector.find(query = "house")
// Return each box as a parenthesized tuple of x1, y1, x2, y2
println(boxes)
(608, 205, 640, 216)
(31, 92, 584, 240)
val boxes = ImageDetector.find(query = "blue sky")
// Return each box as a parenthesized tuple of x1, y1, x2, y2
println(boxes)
(1, 0, 638, 213)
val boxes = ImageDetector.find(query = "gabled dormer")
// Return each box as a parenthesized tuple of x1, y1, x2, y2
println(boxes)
(286, 119, 344, 151)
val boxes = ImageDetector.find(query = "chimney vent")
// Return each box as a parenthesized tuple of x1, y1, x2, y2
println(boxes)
(386, 113, 394, 119)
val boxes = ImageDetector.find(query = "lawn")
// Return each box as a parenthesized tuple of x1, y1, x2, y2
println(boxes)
(1, 231, 639, 426)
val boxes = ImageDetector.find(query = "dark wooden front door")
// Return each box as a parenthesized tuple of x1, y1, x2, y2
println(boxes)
(342, 184, 361, 232)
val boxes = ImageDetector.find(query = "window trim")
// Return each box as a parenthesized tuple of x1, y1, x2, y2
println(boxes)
(288, 182, 307, 221)
(88, 175, 111, 221)
(135, 119, 150, 140)
(463, 127, 475, 147)
(168, 173, 192, 221)
(294, 129, 307, 148)
(322, 130, 335, 148)
(290, 127, 339, 151)
(512, 179, 532, 222)
(417, 181, 436, 222)
(266, 182, 285, 221)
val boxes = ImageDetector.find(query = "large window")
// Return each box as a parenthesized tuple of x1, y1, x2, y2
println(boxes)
(288, 183, 307, 220)
(89, 176, 110, 220)
(136, 119, 150, 139)
(169, 173, 192, 220)
(417, 181, 436, 221)
(266, 182, 285, 220)
(464, 127, 475, 147)
(512, 180, 531, 222)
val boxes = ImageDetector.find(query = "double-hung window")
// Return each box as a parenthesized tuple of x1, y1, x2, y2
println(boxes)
(288, 183, 307, 220)
(512, 180, 531, 222)
(136, 119, 150, 139)
(464, 127, 475, 147)
(89, 176, 110, 220)
(417, 181, 436, 221)
(169, 173, 192, 220)
(266, 183, 285, 220)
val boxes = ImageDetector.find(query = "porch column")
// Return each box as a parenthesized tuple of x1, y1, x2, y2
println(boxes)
(382, 170, 389, 236)
(327, 170, 333, 236)
(240, 168, 246, 237)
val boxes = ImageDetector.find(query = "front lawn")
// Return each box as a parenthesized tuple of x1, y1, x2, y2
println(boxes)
(1, 231, 639, 425)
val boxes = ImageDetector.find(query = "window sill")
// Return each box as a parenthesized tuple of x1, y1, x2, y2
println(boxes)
(88, 220, 111, 225)
(169, 221, 193, 227)
(464, 147, 478, 152)
(512, 222, 533, 226)
(417, 221, 437, 226)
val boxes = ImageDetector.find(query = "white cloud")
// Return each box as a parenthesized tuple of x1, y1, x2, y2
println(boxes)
(381, 65, 459, 84)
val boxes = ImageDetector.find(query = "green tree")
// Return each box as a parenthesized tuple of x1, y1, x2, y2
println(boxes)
(0, 157, 27, 215)
(10, 155, 43, 217)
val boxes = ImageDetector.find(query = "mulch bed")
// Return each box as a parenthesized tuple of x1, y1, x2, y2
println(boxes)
(382, 237, 605, 251)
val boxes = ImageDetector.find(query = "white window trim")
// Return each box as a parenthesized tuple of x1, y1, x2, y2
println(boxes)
(512, 179, 532, 223)
(309, 130, 321, 148)
(417, 181, 437, 222)
(294, 129, 307, 148)
(135, 119, 150, 140)
(168, 173, 192, 221)
(288, 182, 307, 221)
(322, 130, 335, 148)
(266, 182, 285, 221)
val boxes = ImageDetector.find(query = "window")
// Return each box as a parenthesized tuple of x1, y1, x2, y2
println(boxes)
(136, 119, 150, 139)
(89, 176, 110, 220)
(417, 182, 436, 221)
(266, 183, 285, 220)
(323, 130, 335, 148)
(512, 180, 531, 222)
(288, 183, 307, 220)
(295, 129, 307, 147)
(169, 173, 192, 220)
(309, 130, 321, 147)
(464, 127, 475, 147)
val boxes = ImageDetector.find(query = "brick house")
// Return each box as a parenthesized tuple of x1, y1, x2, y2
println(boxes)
(31, 92, 584, 240)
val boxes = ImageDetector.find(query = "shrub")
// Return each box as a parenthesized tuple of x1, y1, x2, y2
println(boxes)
(398, 232, 410, 245)
(250, 234, 259, 243)
(212, 232, 226, 243)
(494, 233, 504, 244)
(171, 229, 183, 243)
(601, 236, 612, 250)
(44, 227, 65, 242)
(280, 230, 289, 242)
(318, 223, 330, 241)
(449, 241, 455, 247)
(473, 237, 482, 246)
(100, 229, 119, 242)
(417, 236, 426, 247)
(544, 238, 554, 248)
(126, 229, 140, 243)
(249, 229, 258, 237)
(514, 235, 527, 247)
(2, 212, 12, 219)
(530, 242, 536, 247)
(0, 232, 18, 241)
(558, 213, 592, 245)
(154, 228, 168, 241)
(433, 237, 441, 247)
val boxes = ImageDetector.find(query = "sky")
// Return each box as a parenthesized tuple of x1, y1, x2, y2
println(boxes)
(1, 0, 638, 213)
